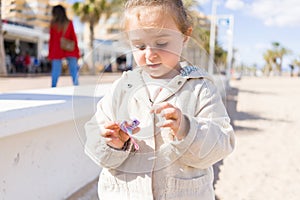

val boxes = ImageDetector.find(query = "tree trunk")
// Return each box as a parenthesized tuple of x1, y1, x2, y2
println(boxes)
(89, 22, 96, 75)
(278, 56, 283, 76)
(0, 1, 8, 76)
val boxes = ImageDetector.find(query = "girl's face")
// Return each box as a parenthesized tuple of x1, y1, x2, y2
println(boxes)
(126, 9, 186, 79)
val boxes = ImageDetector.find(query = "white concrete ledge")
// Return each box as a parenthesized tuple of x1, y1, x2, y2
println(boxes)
(0, 84, 111, 138)
(0, 84, 112, 200)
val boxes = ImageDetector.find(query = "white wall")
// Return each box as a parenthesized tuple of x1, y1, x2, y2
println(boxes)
(0, 120, 100, 200)
(0, 86, 104, 200)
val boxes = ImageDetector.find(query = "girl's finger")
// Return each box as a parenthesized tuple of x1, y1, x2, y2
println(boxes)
(151, 102, 172, 114)
(157, 119, 180, 133)
(105, 137, 112, 143)
(101, 130, 112, 137)
(104, 122, 119, 129)
(101, 129, 119, 138)
(132, 127, 140, 134)
(161, 108, 179, 120)
(157, 119, 175, 128)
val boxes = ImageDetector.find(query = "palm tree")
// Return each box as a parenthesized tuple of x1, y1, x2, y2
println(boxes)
(189, 2, 228, 71)
(263, 49, 276, 76)
(0, 1, 8, 76)
(263, 42, 291, 76)
(72, 0, 123, 74)
(183, 0, 199, 8)
(271, 42, 291, 75)
(292, 56, 300, 76)
(193, 25, 227, 69)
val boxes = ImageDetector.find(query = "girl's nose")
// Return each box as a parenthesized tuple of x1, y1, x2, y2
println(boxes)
(145, 46, 158, 61)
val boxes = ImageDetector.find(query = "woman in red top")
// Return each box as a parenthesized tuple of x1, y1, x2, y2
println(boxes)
(49, 5, 80, 87)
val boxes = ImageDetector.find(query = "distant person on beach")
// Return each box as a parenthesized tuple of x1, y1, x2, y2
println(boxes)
(289, 64, 294, 77)
(84, 0, 235, 199)
(48, 5, 80, 87)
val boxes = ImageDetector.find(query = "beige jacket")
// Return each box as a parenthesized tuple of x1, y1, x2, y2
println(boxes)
(85, 67, 235, 200)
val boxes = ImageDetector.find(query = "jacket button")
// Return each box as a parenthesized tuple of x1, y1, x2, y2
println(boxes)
(127, 84, 132, 88)
(177, 81, 182, 85)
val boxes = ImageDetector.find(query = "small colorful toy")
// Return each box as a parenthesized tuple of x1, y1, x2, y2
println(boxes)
(120, 119, 140, 150)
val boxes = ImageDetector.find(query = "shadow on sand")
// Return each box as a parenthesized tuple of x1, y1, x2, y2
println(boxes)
(213, 86, 280, 199)
(214, 86, 240, 199)
(213, 86, 239, 198)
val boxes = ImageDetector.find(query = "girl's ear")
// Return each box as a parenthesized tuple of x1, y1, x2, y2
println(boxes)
(183, 26, 193, 43)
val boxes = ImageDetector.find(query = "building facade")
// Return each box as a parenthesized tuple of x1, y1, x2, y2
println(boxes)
(1, 0, 71, 72)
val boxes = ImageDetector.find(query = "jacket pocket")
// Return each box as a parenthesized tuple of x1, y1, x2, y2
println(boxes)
(164, 175, 214, 200)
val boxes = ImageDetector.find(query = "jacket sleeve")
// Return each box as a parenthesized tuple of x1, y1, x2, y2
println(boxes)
(68, 21, 78, 44)
(170, 79, 235, 169)
(48, 25, 54, 59)
(84, 79, 134, 169)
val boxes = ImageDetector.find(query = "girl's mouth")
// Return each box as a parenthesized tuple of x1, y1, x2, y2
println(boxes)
(147, 63, 161, 68)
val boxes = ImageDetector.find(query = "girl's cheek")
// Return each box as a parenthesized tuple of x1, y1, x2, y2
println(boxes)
(133, 52, 145, 65)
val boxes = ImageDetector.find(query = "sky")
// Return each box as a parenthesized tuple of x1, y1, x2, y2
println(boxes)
(197, 0, 300, 69)
(68, 0, 300, 70)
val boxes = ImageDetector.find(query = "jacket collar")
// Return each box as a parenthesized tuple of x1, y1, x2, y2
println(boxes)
(126, 66, 212, 104)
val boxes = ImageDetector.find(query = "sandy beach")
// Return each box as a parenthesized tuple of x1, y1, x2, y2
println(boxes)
(215, 76, 300, 200)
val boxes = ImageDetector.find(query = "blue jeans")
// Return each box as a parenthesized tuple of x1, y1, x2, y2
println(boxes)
(51, 57, 79, 87)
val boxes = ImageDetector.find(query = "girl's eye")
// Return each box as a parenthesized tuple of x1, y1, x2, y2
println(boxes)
(134, 44, 146, 50)
(156, 40, 168, 48)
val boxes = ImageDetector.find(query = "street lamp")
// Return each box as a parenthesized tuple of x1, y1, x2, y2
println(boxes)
(208, 0, 218, 75)
(208, 0, 234, 79)
(218, 15, 234, 80)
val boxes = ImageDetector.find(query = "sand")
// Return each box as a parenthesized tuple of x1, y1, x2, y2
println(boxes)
(214, 76, 300, 200)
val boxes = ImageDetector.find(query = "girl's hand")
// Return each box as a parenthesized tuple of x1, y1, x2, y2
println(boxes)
(101, 121, 140, 149)
(101, 122, 130, 149)
(151, 102, 186, 140)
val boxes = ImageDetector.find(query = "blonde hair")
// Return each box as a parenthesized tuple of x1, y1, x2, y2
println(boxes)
(124, 0, 192, 35)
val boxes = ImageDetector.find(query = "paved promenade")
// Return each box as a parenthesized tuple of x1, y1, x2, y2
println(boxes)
(0, 73, 122, 93)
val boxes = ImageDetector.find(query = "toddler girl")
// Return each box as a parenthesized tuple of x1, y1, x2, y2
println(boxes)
(85, 0, 235, 199)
